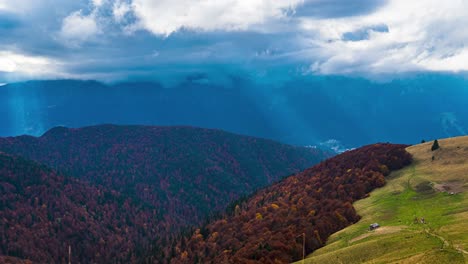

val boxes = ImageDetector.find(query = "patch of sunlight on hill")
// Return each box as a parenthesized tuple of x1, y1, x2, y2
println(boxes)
(296, 136, 468, 264)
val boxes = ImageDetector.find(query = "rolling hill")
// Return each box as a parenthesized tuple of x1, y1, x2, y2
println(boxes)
(0, 125, 326, 263)
(299, 136, 468, 263)
(163, 143, 412, 263)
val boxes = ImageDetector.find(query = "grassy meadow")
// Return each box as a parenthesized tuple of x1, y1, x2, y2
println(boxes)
(296, 136, 468, 264)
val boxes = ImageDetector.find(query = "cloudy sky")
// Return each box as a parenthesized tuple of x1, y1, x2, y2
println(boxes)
(0, 0, 467, 83)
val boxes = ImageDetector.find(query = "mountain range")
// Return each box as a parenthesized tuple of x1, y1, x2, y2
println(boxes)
(1, 74, 467, 148)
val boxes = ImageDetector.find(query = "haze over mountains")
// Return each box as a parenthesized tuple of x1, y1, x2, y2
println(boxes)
(1, 74, 467, 149)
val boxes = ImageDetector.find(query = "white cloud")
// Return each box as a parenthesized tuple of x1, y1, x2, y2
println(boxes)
(130, 0, 304, 36)
(123, 0, 468, 74)
(60, 10, 99, 46)
(0, 0, 66, 13)
(0, 0, 24, 12)
(299, 0, 468, 74)
(113, 0, 131, 23)
(3, 0, 468, 80)
(0, 51, 62, 77)
(92, 0, 104, 7)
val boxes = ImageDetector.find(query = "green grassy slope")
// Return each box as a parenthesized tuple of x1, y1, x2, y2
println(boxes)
(297, 136, 468, 264)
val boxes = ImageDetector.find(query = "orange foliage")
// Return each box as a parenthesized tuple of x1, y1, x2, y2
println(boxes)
(165, 143, 412, 264)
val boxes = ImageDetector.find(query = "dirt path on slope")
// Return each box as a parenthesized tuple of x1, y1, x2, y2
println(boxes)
(349, 226, 404, 243)
(424, 229, 468, 255)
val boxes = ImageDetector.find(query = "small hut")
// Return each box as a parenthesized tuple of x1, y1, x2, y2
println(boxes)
(369, 223, 380, 231)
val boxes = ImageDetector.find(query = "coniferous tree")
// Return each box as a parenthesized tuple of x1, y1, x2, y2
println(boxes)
(431, 139, 440, 151)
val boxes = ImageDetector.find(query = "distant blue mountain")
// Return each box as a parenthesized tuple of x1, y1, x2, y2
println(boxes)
(1, 74, 467, 148)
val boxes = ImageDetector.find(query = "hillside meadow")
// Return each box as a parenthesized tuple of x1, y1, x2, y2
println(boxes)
(300, 136, 468, 264)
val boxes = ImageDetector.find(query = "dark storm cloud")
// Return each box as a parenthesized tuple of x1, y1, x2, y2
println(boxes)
(0, 0, 392, 82)
(59, 29, 304, 84)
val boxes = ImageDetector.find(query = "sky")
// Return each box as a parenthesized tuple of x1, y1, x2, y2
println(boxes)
(1, 0, 468, 83)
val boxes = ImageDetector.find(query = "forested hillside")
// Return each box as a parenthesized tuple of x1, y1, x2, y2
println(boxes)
(0, 152, 156, 263)
(0, 125, 326, 263)
(164, 144, 412, 263)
